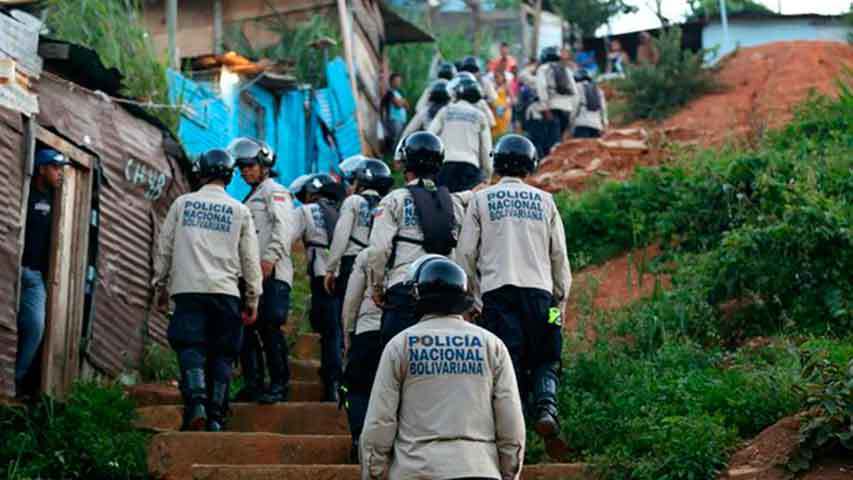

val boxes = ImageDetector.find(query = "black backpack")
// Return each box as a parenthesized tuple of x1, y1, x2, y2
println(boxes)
(551, 63, 574, 96)
(349, 192, 382, 248)
(388, 181, 457, 268)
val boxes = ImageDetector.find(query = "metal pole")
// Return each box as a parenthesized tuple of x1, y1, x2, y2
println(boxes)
(167, 0, 178, 69)
(213, 0, 223, 55)
(719, 0, 729, 54)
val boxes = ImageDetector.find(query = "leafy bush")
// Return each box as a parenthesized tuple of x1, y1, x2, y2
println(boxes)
(0, 382, 149, 479)
(560, 338, 801, 479)
(44, 0, 177, 132)
(788, 356, 853, 472)
(615, 27, 717, 121)
(140, 341, 179, 382)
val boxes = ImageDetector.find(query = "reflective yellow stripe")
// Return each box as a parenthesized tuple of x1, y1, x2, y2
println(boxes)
(548, 307, 562, 326)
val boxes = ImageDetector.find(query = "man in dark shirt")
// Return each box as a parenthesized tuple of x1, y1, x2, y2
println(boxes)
(16, 148, 68, 398)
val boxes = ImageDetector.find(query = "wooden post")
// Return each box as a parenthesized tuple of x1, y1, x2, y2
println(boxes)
(166, 0, 178, 69)
(336, 0, 366, 152)
(531, 0, 543, 60)
(213, 0, 224, 55)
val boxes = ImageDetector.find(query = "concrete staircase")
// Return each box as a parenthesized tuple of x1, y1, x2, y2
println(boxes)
(136, 332, 593, 479)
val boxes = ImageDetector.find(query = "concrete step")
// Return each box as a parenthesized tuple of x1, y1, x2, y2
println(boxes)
(136, 402, 348, 434)
(290, 359, 321, 382)
(128, 381, 326, 407)
(191, 463, 593, 480)
(148, 433, 351, 480)
(291, 333, 321, 360)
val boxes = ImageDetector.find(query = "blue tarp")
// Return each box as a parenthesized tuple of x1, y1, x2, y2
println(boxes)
(168, 57, 362, 200)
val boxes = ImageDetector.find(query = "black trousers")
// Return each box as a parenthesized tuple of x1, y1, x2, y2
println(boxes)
(168, 293, 243, 386)
(342, 330, 383, 441)
(438, 161, 484, 193)
(379, 283, 416, 347)
(334, 255, 357, 320)
(310, 276, 342, 384)
(243, 279, 292, 387)
(573, 126, 601, 138)
(481, 286, 562, 406)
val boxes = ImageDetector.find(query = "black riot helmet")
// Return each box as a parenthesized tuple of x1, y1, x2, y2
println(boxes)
(408, 255, 474, 317)
(493, 134, 539, 177)
(455, 77, 483, 104)
(459, 56, 481, 74)
(194, 149, 236, 184)
(539, 46, 560, 63)
(304, 173, 344, 203)
(352, 158, 394, 195)
(339, 154, 370, 185)
(288, 174, 312, 202)
(437, 62, 457, 80)
(574, 68, 592, 83)
(428, 80, 451, 104)
(399, 132, 445, 178)
(228, 137, 275, 168)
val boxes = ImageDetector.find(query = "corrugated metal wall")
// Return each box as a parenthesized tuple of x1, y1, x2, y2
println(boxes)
(36, 74, 189, 375)
(0, 106, 24, 397)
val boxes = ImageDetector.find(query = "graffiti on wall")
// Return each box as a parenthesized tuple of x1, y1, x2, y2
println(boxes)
(125, 157, 167, 200)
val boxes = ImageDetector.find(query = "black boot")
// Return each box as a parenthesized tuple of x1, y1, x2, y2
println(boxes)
(259, 332, 288, 404)
(181, 368, 207, 431)
(532, 363, 561, 438)
(206, 382, 229, 432)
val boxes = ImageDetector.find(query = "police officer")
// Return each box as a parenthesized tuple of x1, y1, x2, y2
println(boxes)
(339, 248, 383, 463)
(413, 61, 457, 113)
(459, 55, 498, 105)
(290, 173, 344, 401)
(457, 134, 571, 442)
(230, 137, 294, 404)
(536, 46, 580, 154)
(16, 148, 69, 399)
(428, 77, 493, 193)
(325, 158, 393, 313)
(447, 71, 497, 128)
(572, 69, 609, 139)
(153, 149, 262, 431)
(360, 255, 525, 480)
(367, 132, 472, 348)
(395, 80, 451, 162)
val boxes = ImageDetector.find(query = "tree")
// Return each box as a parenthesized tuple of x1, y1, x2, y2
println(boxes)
(554, 0, 638, 37)
(686, 0, 775, 21)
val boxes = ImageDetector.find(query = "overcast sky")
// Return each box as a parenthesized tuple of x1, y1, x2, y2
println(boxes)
(603, 0, 851, 35)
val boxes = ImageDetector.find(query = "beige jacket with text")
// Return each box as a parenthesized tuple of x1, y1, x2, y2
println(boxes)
(366, 180, 472, 290)
(327, 191, 379, 273)
(536, 62, 580, 114)
(428, 101, 494, 180)
(360, 315, 525, 480)
(153, 184, 263, 308)
(291, 202, 333, 278)
(457, 177, 572, 303)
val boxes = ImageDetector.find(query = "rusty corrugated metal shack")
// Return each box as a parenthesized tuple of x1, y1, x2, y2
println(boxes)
(0, 35, 191, 398)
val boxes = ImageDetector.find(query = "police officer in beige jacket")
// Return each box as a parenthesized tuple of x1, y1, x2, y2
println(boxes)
(367, 132, 472, 348)
(428, 77, 493, 193)
(572, 69, 608, 139)
(339, 248, 383, 463)
(536, 46, 580, 154)
(325, 158, 393, 317)
(153, 149, 262, 432)
(290, 173, 344, 401)
(457, 134, 572, 442)
(360, 255, 525, 480)
(230, 137, 294, 404)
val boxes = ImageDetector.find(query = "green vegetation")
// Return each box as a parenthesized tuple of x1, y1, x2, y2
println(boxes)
(0, 382, 148, 480)
(225, 15, 342, 87)
(615, 27, 718, 121)
(554, 0, 638, 37)
(139, 342, 179, 383)
(43, 0, 177, 133)
(554, 79, 852, 477)
(687, 0, 776, 21)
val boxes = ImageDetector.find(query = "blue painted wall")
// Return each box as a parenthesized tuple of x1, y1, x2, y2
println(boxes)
(703, 19, 849, 63)
(168, 57, 362, 200)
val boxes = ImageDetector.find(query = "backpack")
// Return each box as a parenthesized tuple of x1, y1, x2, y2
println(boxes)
(551, 63, 574, 96)
(582, 82, 602, 112)
(388, 181, 457, 269)
(305, 199, 339, 277)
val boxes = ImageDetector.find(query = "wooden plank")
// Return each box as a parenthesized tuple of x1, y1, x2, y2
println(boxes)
(34, 125, 94, 170)
(0, 12, 38, 57)
(0, 82, 38, 116)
